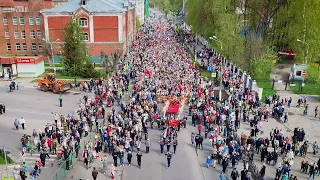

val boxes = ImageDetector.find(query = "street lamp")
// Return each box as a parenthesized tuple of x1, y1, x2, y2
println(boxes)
(297, 38, 309, 65)
(43, 38, 60, 70)
(209, 35, 223, 101)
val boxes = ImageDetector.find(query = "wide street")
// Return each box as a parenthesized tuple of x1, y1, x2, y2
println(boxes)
(0, 82, 90, 180)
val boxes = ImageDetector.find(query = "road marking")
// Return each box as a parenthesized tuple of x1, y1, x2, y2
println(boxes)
(6, 108, 53, 116)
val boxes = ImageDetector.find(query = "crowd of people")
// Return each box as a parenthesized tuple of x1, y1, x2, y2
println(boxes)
(17, 92, 105, 180)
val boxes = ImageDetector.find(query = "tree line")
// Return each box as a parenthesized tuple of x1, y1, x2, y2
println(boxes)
(150, 0, 320, 81)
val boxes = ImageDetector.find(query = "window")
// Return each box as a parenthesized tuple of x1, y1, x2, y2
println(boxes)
(31, 43, 37, 51)
(81, 33, 89, 41)
(12, 17, 18, 25)
(296, 71, 302, 76)
(21, 30, 26, 39)
(14, 30, 19, 39)
(5, 31, 9, 39)
(38, 44, 43, 51)
(29, 16, 34, 25)
(37, 30, 42, 38)
(22, 43, 27, 51)
(16, 43, 21, 51)
(79, 18, 88, 27)
(81, 0, 87, 5)
(19, 17, 24, 25)
(7, 43, 11, 51)
(30, 30, 35, 39)
(3, 17, 8, 25)
(35, 16, 40, 25)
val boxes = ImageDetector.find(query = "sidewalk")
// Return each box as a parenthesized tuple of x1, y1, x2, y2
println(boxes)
(238, 105, 320, 180)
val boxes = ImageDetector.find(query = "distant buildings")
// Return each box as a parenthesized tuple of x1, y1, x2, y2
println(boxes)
(0, 0, 52, 77)
(42, 0, 137, 63)
(0, 0, 143, 70)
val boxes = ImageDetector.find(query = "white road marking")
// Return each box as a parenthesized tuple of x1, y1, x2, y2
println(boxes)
(6, 108, 53, 116)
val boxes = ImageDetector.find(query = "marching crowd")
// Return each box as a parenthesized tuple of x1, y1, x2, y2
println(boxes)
(12, 8, 320, 180)
(17, 92, 105, 180)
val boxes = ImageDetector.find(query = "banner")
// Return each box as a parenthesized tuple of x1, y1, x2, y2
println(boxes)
(169, 118, 180, 126)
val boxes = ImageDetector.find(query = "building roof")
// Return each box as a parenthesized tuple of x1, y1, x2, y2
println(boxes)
(42, 0, 135, 14)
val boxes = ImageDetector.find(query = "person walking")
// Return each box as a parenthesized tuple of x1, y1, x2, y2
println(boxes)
(145, 139, 151, 153)
(137, 151, 142, 168)
(39, 151, 46, 167)
(92, 167, 98, 180)
(119, 150, 124, 167)
(20, 117, 25, 129)
(127, 151, 132, 166)
(166, 151, 172, 167)
(159, 137, 165, 154)
(315, 106, 318, 118)
(112, 150, 118, 167)
(173, 138, 178, 154)
(219, 171, 226, 180)
(14, 119, 20, 130)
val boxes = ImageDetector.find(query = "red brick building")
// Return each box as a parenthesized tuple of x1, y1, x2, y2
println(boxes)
(0, 0, 54, 56)
(41, 0, 136, 63)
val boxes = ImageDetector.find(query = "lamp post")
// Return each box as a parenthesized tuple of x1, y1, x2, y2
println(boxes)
(209, 36, 223, 101)
(43, 38, 60, 70)
(297, 39, 309, 65)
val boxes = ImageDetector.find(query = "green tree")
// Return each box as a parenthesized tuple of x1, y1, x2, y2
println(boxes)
(61, 17, 97, 78)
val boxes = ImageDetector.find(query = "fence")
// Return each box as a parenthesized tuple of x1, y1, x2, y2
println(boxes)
(49, 132, 95, 180)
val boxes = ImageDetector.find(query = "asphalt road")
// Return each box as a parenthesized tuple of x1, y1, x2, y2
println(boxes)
(0, 85, 91, 180)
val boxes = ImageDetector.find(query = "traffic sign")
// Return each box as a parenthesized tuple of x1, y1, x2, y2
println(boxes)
(302, 71, 307, 76)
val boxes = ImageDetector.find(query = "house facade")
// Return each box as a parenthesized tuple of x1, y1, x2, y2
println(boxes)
(41, 0, 136, 63)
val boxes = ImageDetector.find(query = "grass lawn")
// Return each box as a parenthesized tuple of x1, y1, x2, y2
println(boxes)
(289, 82, 320, 95)
(255, 74, 275, 97)
(44, 63, 64, 67)
(0, 154, 13, 164)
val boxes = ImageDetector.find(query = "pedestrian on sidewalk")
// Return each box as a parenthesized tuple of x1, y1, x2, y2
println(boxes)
(92, 167, 98, 180)
(315, 106, 318, 118)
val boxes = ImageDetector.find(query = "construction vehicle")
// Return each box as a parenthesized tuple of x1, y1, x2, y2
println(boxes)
(38, 73, 72, 93)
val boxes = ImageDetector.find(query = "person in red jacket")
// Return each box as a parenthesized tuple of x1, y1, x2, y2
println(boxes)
(198, 124, 203, 135)
(47, 138, 53, 153)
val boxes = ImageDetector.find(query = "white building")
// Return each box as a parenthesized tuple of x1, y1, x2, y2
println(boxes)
(135, 0, 145, 24)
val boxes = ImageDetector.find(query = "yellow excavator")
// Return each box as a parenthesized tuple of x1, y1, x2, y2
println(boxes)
(38, 73, 72, 93)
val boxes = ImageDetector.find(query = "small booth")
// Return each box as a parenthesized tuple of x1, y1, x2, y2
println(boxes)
(0, 57, 18, 79)
(0, 56, 45, 78)
(290, 64, 307, 81)
(16, 56, 45, 77)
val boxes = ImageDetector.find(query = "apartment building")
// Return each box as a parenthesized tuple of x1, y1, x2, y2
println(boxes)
(0, 0, 54, 56)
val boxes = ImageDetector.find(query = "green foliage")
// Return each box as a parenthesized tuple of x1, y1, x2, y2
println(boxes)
(136, 17, 142, 31)
(61, 17, 97, 78)
(149, 0, 182, 14)
(270, 0, 320, 63)
(306, 63, 320, 84)
(251, 50, 277, 79)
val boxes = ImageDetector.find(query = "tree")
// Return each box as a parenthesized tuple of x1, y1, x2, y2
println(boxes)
(61, 17, 97, 78)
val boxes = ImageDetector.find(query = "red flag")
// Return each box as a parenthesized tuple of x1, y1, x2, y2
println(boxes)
(145, 69, 151, 76)
(169, 118, 180, 126)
